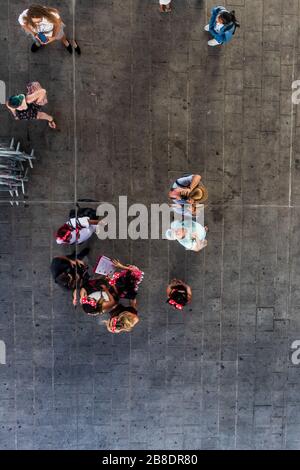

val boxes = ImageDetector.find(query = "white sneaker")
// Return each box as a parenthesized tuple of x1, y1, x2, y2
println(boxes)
(204, 24, 210, 31)
(208, 39, 221, 46)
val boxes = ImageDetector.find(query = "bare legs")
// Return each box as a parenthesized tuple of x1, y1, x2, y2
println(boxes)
(61, 34, 70, 47)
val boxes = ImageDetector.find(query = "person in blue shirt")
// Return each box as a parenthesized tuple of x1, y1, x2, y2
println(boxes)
(204, 6, 240, 47)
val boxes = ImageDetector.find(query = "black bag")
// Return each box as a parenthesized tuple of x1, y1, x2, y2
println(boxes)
(69, 207, 97, 220)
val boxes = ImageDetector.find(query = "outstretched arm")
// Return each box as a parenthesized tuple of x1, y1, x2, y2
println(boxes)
(190, 174, 201, 190)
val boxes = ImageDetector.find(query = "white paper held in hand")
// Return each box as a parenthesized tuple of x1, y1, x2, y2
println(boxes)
(94, 255, 116, 276)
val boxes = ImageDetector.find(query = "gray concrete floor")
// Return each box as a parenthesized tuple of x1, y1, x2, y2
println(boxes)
(0, 0, 300, 450)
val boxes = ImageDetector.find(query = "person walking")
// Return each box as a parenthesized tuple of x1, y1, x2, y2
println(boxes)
(6, 82, 56, 128)
(204, 6, 240, 47)
(18, 4, 80, 54)
(165, 220, 208, 252)
(166, 280, 192, 310)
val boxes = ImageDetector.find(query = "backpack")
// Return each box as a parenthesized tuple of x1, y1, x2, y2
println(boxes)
(68, 207, 97, 220)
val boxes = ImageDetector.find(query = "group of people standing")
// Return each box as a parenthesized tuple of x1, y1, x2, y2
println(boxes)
(51, 206, 143, 333)
(50, 169, 209, 333)
(51, 247, 143, 334)
(4, 3, 241, 332)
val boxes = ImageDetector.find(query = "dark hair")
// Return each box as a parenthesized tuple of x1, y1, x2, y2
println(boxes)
(167, 285, 188, 309)
(82, 303, 100, 315)
(55, 272, 74, 289)
(220, 10, 240, 27)
(115, 271, 137, 299)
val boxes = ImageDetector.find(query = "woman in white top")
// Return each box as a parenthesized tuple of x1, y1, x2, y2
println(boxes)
(75, 278, 117, 314)
(159, 0, 172, 13)
(18, 4, 80, 54)
(55, 216, 99, 245)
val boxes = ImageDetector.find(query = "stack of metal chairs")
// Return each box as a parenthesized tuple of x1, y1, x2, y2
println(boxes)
(0, 138, 35, 205)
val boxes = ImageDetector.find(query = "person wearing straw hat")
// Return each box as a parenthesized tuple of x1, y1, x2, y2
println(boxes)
(159, 0, 172, 13)
(168, 174, 208, 206)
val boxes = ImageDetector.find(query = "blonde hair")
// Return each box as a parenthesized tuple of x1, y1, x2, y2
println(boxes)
(24, 5, 61, 29)
(104, 312, 139, 334)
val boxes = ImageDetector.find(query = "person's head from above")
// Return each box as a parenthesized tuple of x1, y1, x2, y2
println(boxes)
(186, 186, 208, 205)
(55, 271, 75, 290)
(105, 312, 138, 334)
(109, 268, 143, 298)
(165, 227, 186, 241)
(167, 286, 188, 310)
(80, 296, 103, 316)
(113, 270, 135, 293)
(218, 10, 239, 26)
(25, 4, 59, 25)
(8, 94, 26, 110)
(56, 224, 72, 244)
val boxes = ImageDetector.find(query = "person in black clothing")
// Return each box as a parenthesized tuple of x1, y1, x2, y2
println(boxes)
(50, 248, 90, 302)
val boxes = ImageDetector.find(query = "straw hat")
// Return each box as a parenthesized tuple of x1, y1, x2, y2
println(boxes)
(189, 184, 208, 203)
